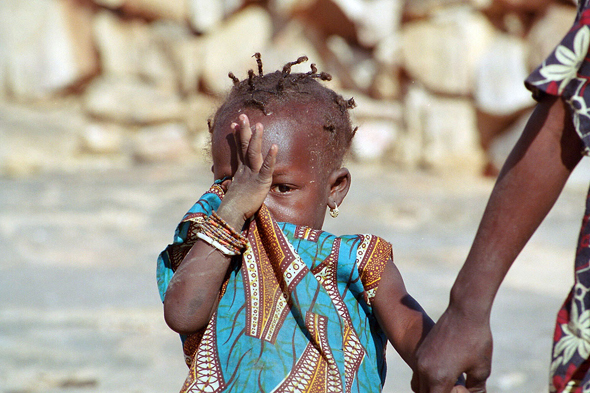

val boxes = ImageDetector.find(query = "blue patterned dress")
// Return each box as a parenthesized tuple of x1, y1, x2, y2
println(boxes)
(157, 182, 392, 392)
(525, 2, 590, 391)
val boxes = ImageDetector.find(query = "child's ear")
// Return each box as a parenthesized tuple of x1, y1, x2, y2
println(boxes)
(327, 167, 351, 209)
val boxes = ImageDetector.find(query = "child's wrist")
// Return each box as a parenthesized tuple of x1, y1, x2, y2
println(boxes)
(196, 211, 248, 256)
(216, 203, 247, 232)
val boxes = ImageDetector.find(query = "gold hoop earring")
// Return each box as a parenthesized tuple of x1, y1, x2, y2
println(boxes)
(329, 203, 339, 218)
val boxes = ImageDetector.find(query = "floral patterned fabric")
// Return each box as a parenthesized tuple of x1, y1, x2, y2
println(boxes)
(157, 182, 391, 393)
(525, 1, 590, 154)
(525, 1, 590, 391)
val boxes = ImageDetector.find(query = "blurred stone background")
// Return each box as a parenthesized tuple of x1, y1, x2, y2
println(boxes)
(1, 1, 588, 393)
(0, 0, 579, 178)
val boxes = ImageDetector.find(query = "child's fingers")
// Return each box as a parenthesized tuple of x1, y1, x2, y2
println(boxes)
(219, 178, 232, 193)
(259, 144, 277, 182)
(247, 122, 264, 171)
(231, 122, 243, 164)
(236, 114, 252, 165)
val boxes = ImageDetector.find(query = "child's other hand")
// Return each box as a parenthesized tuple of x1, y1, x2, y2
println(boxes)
(217, 114, 277, 229)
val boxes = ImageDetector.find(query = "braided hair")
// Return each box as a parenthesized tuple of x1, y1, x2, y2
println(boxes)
(209, 54, 358, 170)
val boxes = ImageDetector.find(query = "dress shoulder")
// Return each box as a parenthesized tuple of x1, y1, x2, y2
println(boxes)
(338, 233, 393, 305)
(525, 0, 590, 152)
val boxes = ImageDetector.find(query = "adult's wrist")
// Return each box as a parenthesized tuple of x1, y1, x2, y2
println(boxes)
(448, 283, 493, 323)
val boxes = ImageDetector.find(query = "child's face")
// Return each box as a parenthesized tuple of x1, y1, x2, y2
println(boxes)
(212, 104, 333, 229)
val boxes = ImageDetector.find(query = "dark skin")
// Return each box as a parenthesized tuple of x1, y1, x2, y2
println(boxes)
(415, 95, 585, 393)
(163, 102, 442, 391)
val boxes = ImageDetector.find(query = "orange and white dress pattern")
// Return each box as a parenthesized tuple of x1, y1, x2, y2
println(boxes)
(157, 184, 392, 393)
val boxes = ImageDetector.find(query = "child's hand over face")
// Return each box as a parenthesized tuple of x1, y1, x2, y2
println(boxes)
(216, 114, 278, 230)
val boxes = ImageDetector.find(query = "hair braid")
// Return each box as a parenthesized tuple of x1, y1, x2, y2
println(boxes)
(254, 52, 263, 76)
(211, 54, 357, 169)
(282, 56, 309, 76)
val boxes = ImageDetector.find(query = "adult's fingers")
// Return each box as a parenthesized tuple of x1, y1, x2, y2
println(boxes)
(417, 371, 459, 393)
(419, 381, 457, 393)
(465, 368, 489, 393)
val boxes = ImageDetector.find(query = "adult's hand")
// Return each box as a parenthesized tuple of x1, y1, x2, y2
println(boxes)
(414, 306, 492, 393)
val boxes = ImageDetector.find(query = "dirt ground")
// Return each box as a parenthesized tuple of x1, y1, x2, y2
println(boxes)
(1, 160, 588, 393)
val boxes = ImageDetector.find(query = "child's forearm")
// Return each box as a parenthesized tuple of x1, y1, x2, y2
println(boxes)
(163, 240, 235, 334)
(372, 261, 434, 370)
(163, 203, 248, 334)
(395, 297, 435, 371)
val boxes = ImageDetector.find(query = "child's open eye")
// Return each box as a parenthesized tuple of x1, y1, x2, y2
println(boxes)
(270, 184, 293, 193)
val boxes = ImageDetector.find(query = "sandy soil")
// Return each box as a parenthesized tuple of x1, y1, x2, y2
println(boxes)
(1, 160, 588, 393)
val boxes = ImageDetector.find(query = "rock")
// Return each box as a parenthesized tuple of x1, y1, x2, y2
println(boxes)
(400, 6, 495, 96)
(93, 12, 177, 90)
(93, 11, 139, 76)
(188, 0, 223, 33)
(472, 0, 493, 9)
(357, 0, 403, 48)
(476, 109, 525, 154)
(222, 0, 245, 18)
(81, 123, 125, 154)
(83, 77, 186, 124)
(92, 0, 125, 7)
(403, 0, 474, 19)
(185, 94, 221, 134)
(369, 65, 401, 100)
(474, 34, 535, 116)
(151, 21, 204, 93)
(346, 91, 403, 162)
(201, 6, 273, 95)
(167, 37, 205, 95)
(488, 109, 532, 171)
(0, 101, 85, 177)
(193, 130, 214, 162)
(393, 84, 485, 173)
(329, 0, 403, 47)
(188, 0, 245, 33)
(0, 0, 98, 101)
(263, 20, 324, 77)
(371, 35, 403, 98)
(492, 0, 552, 13)
(138, 25, 180, 91)
(120, 0, 188, 21)
(298, 0, 357, 43)
(391, 87, 425, 168)
(527, 4, 578, 71)
(61, 0, 98, 84)
(326, 35, 376, 91)
(352, 120, 399, 161)
(270, 0, 318, 16)
(133, 123, 193, 162)
(374, 34, 402, 68)
(346, 91, 403, 122)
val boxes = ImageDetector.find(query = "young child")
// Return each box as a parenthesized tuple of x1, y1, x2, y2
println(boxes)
(157, 55, 438, 393)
